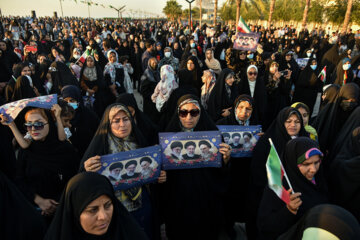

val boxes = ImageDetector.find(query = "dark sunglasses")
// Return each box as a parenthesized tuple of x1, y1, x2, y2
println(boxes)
(24, 122, 48, 131)
(248, 72, 257, 76)
(179, 109, 200, 118)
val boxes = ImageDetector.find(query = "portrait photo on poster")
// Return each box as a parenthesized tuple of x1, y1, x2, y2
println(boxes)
(159, 131, 222, 170)
(97, 145, 162, 191)
(233, 32, 260, 52)
(217, 125, 262, 157)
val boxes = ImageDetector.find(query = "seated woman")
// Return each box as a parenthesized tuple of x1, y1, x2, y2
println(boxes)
(80, 103, 166, 239)
(162, 94, 231, 240)
(257, 137, 328, 240)
(44, 172, 148, 240)
(11, 75, 40, 102)
(291, 102, 318, 141)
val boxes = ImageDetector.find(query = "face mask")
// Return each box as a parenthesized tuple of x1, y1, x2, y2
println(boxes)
(95, 38, 101, 44)
(310, 65, 317, 70)
(73, 54, 80, 59)
(164, 52, 171, 58)
(247, 54, 254, 59)
(306, 52, 311, 57)
(340, 101, 357, 112)
(68, 102, 79, 110)
(343, 64, 351, 71)
(190, 43, 196, 48)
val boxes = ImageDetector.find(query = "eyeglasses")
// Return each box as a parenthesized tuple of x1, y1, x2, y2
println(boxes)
(248, 72, 257, 76)
(24, 122, 48, 131)
(179, 109, 200, 118)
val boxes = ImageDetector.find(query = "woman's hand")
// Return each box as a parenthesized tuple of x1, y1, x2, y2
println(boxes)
(256, 132, 265, 137)
(51, 104, 62, 120)
(84, 155, 102, 172)
(286, 189, 302, 215)
(221, 108, 231, 117)
(34, 194, 58, 216)
(0, 114, 12, 126)
(219, 143, 231, 165)
(157, 170, 167, 183)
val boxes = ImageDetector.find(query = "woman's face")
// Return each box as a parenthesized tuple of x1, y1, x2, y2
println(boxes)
(270, 64, 278, 74)
(110, 110, 132, 139)
(297, 107, 309, 126)
(284, 114, 301, 136)
(179, 103, 200, 130)
(0, 42, 7, 51)
(109, 53, 116, 63)
(187, 60, 195, 71)
(225, 74, 235, 86)
(236, 101, 253, 121)
(298, 155, 321, 181)
(25, 112, 49, 141)
(87, 57, 95, 68)
(21, 66, 31, 76)
(80, 195, 113, 236)
(206, 50, 212, 60)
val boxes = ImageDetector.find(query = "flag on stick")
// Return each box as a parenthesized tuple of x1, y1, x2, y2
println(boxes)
(318, 66, 326, 83)
(266, 138, 292, 204)
(237, 16, 251, 33)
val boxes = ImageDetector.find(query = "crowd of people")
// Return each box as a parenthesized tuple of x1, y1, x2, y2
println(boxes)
(0, 15, 360, 240)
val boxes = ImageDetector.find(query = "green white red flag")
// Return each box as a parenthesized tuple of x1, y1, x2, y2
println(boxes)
(318, 66, 326, 83)
(237, 16, 251, 33)
(266, 138, 291, 204)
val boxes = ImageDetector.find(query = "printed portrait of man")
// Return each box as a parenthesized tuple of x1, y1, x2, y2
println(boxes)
(140, 157, 154, 179)
(230, 133, 242, 149)
(121, 160, 140, 179)
(222, 132, 231, 144)
(170, 141, 183, 160)
(108, 162, 123, 183)
(199, 140, 214, 161)
(182, 141, 201, 160)
(242, 132, 254, 151)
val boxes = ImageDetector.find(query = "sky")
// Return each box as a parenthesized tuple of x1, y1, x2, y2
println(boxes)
(0, 0, 227, 19)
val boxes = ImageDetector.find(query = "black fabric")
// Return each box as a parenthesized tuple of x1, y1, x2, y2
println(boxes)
(320, 84, 340, 110)
(162, 94, 228, 240)
(332, 59, 355, 86)
(61, 85, 100, 159)
(16, 110, 80, 203)
(44, 172, 148, 240)
(313, 83, 360, 154)
(206, 68, 235, 122)
(11, 75, 37, 102)
(0, 170, 46, 240)
(50, 61, 79, 95)
(257, 137, 328, 240)
(321, 44, 345, 81)
(0, 124, 16, 180)
(329, 126, 360, 221)
(278, 204, 360, 240)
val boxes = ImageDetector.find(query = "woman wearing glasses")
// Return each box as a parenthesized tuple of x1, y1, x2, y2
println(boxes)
(162, 94, 231, 240)
(0, 107, 79, 219)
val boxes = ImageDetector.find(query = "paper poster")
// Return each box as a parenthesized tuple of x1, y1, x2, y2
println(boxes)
(206, 27, 215, 37)
(159, 131, 222, 170)
(0, 94, 57, 123)
(98, 145, 162, 191)
(233, 32, 260, 51)
(296, 58, 310, 68)
(217, 125, 262, 158)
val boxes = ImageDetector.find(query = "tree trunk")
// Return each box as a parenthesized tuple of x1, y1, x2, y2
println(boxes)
(236, 0, 242, 26)
(268, 0, 276, 28)
(199, 0, 202, 27)
(341, 0, 353, 34)
(214, 0, 218, 26)
(301, 0, 310, 29)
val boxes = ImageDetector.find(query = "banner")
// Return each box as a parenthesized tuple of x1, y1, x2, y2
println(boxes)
(295, 58, 310, 68)
(217, 125, 262, 158)
(159, 131, 222, 170)
(233, 32, 260, 52)
(206, 27, 216, 37)
(97, 145, 162, 191)
(0, 94, 57, 123)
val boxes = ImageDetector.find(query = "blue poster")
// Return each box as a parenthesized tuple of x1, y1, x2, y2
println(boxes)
(159, 131, 222, 170)
(97, 145, 162, 191)
(0, 94, 57, 123)
(217, 125, 262, 158)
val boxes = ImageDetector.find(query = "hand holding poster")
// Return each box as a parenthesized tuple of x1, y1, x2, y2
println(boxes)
(97, 145, 162, 191)
(159, 131, 222, 170)
(217, 125, 262, 157)
(0, 94, 57, 123)
(233, 32, 260, 52)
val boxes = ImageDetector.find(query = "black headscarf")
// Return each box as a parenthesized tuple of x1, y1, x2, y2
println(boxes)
(321, 84, 340, 109)
(44, 172, 148, 240)
(50, 61, 79, 94)
(278, 204, 360, 240)
(116, 93, 159, 145)
(206, 68, 235, 122)
(11, 75, 37, 102)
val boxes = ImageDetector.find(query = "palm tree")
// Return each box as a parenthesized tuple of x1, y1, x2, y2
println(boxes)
(301, 0, 310, 29)
(236, 0, 242, 25)
(268, 0, 276, 27)
(341, 0, 353, 34)
(214, 0, 218, 25)
(163, 0, 183, 22)
(199, 0, 202, 26)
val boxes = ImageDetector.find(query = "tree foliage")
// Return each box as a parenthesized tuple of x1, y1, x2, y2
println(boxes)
(163, 0, 183, 21)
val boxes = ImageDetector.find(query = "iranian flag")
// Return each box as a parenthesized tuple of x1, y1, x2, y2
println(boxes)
(266, 139, 291, 204)
(237, 16, 251, 33)
(318, 66, 326, 83)
(77, 48, 91, 64)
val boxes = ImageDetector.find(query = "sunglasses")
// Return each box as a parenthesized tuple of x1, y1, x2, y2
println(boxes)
(24, 122, 48, 131)
(248, 72, 257, 76)
(179, 109, 200, 118)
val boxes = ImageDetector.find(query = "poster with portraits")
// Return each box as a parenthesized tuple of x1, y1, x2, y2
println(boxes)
(217, 125, 262, 158)
(97, 145, 162, 191)
(295, 58, 310, 68)
(0, 94, 57, 123)
(233, 32, 260, 51)
(159, 131, 222, 170)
